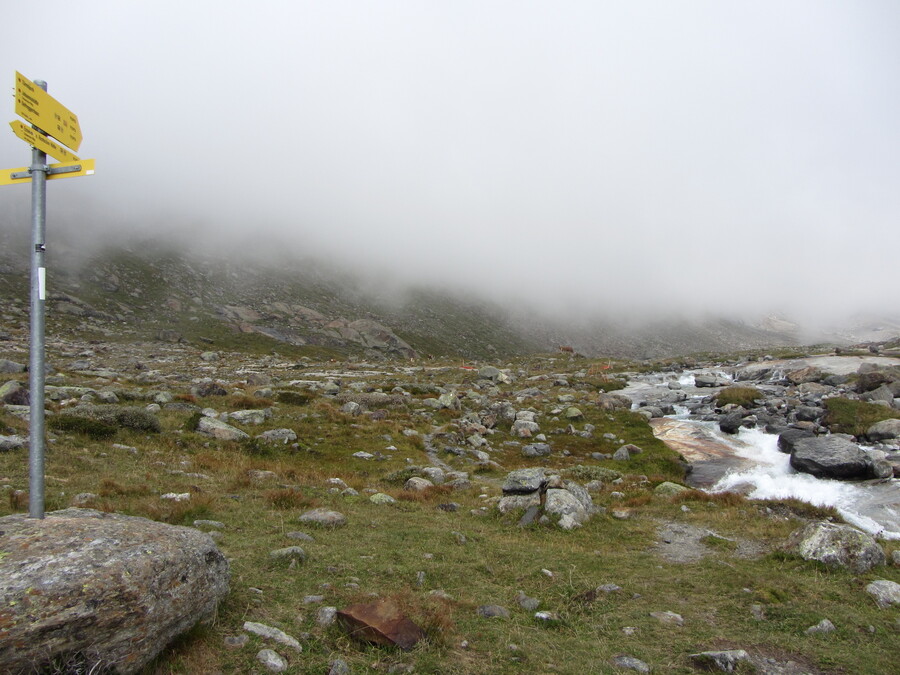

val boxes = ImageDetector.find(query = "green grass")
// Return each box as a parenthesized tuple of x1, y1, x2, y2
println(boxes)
(822, 397, 900, 437)
(1, 354, 898, 674)
(716, 386, 764, 408)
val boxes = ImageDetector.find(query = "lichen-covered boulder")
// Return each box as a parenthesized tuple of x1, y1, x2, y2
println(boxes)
(783, 521, 885, 573)
(0, 508, 229, 674)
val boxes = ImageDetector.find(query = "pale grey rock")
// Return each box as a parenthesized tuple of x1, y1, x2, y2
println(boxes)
(228, 408, 271, 425)
(865, 579, 900, 608)
(197, 416, 249, 441)
(422, 466, 446, 484)
(298, 508, 347, 528)
(867, 418, 900, 442)
(404, 477, 434, 491)
(502, 467, 546, 494)
(256, 428, 298, 444)
(0, 509, 229, 675)
(649, 610, 684, 626)
(784, 521, 885, 572)
(544, 488, 588, 529)
(328, 658, 351, 675)
(317, 606, 338, 626)
(340, 401, 362, 415)
(522, 442, 551, 457)
(689, 650, 750, 672)
(515, 590, 540, 611)
(269, 546, 307, 563)
(0, 359, 26, 373)
(613, 655, 651, 672)
(244, 621, 302, 651)
(477, 604, 510, 619)
(654, 481, 690, 496)
(0, 434, 26, 452)
(497, 493, 541, 514)
(805, 618, 835, 634)
(512, 419, 540, 437)
(256, 648, 288, 672)
(370, 492, 396, 505)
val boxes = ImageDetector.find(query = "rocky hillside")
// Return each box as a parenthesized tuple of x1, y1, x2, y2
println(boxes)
(0, 228, 823, 360)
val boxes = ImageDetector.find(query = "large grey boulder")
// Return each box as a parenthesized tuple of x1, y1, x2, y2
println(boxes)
(0, 508, 229, 674)
(783, 521, 885, 573)
(790, 436, 872, 479)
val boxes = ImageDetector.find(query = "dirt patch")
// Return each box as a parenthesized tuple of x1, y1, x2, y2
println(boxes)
(653, 520, 768, 563)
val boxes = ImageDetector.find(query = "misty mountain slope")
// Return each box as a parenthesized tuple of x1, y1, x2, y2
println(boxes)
(0, 232, 828, 359)
(0, 235, 543, 359)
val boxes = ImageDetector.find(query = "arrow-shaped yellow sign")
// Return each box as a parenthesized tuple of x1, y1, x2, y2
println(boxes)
(0, 159, 95, 187)
(14, 71, 82, 152)
(9, 120, 80, 163)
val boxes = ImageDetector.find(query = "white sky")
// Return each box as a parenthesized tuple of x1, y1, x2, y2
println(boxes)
(1, 1, 898, 320)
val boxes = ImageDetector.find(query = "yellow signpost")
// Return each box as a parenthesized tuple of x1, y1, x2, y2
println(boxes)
(4, 71, 94, 519)
(9, 120, 80, 163)
(14, 71, 83, 151)
(0, 158, 95, 186)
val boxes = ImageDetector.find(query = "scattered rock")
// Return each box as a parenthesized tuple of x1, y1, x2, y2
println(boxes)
(865, 579, 900, 608)
(613, 654, 652, 672)
(805, 618, 835, 635)
(689, 649, 750, 672)
(477, 604, 511, 619)
(337, 598, 425, 650)
(256, 648, 288, 672)
(298, 508, 347, 528)
(243, 621, 302, 651)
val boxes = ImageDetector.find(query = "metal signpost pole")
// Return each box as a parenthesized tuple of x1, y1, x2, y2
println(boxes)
(28, 79, 48, 519)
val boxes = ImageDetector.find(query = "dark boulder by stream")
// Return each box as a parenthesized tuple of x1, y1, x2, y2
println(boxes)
(789, 436, 878, 479)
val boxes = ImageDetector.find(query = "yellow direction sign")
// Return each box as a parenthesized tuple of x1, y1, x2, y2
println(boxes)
(0, 158, 95, 187)
(14, 71, 83, 152)
(9, 120, 80, 163)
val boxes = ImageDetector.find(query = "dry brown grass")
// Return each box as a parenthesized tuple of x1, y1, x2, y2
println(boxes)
(263, 488, 319, 510)
(395, 485, 454, 503)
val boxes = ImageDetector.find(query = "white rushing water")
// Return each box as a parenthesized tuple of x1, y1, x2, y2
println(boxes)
(710, 427, 900, 540)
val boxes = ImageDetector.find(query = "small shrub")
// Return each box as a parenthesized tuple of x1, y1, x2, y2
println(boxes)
(383, 467, 423, 484)
(275, 390, 313, 406)
(229, 394, 273, 409)
(113, 407, 162, 433)
(184, 411, 203, 431)
(396, 485, 453, 503)
(48, 415, 117, 440)
(566, 465, 622, 482)
(263, 488, 319, 510)
(823, 397, 900, 436)
(716, 386, 763, 408)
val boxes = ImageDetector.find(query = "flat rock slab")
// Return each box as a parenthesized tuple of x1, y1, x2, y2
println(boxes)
(337, 598, 425, 650)
(0, 508, 229, 674)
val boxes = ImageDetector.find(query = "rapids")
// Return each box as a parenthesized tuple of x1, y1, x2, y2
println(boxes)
(623, 360, 900, 540)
